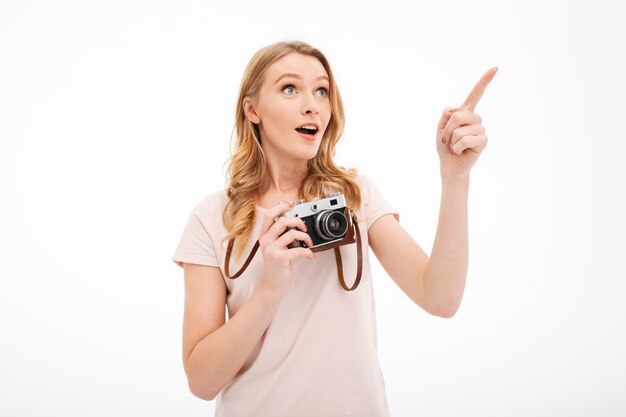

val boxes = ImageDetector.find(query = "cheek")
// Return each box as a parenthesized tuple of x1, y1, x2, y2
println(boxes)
(265, 104, 293, 130)
(320, 102, 332, 126)
(327, 112, 333, 126)
(264, 114, 281, 132)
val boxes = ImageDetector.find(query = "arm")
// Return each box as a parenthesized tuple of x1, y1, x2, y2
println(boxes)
(368, 174, 469, 318)
(370, 69, 495, 317)
(182, 202, 314, 400)
(419, 67, 496, 315)
(422, 174, 469, 317)
(182, 263, 286, 400)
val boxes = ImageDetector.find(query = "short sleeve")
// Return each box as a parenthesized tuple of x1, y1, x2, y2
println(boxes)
(360, 174, 400, 231)
(171, 210, 220, 269)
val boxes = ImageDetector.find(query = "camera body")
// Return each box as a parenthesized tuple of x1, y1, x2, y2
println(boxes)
(279, 192, 355, 253)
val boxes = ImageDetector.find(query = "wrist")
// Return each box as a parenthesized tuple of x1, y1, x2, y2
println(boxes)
(257, 280, 289, 301)
(440, 170, 471, 185)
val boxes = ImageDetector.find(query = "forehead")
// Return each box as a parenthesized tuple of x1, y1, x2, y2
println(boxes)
(265, 53, 328, 83)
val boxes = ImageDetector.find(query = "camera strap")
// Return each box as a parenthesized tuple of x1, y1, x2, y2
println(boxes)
(334, 209, 363, 291)
(224, 209, 363, 291)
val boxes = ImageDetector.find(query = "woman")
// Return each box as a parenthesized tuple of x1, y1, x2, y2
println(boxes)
(172, 40, 496, 416)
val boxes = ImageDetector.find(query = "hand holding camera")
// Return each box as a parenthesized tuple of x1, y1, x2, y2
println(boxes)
(256, 202, 315, 295)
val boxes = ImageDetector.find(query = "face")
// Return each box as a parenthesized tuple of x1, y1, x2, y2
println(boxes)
(243, 53, 332, 162)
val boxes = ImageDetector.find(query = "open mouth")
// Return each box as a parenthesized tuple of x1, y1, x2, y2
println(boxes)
(295, 126, 318, 137)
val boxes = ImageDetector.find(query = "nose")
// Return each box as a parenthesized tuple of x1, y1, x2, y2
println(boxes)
(302, 92, 320, 115)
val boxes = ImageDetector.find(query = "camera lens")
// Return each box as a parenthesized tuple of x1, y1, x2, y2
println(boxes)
(315, 210, 348, 240)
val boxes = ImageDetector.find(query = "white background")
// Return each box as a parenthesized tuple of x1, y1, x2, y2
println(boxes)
(1, 0, 625, 416)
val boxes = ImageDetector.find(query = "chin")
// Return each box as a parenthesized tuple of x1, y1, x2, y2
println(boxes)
(291, 152, 317, 162)
(302, 145, 321, 160)
(285, 140, 318, 159)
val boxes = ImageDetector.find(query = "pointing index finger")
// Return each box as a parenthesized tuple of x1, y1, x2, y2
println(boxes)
(459, 66, 498, 112)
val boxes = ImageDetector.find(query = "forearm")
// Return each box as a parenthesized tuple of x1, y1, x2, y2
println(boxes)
(423, 173, 470, 317)
(186, 282, 286, 400)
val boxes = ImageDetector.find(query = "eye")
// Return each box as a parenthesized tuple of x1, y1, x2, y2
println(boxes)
(282, 84, 328, 97)
(282, 84, 296, 94)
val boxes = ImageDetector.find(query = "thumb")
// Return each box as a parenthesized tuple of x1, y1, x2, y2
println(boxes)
(438, 107, 460, 131)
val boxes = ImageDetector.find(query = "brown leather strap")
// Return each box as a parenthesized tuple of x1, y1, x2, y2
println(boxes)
(334, 210, 363, 291)
(224, 239, 260, 279)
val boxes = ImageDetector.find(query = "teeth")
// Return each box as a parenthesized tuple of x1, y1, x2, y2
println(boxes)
(300, 125, 317, 130)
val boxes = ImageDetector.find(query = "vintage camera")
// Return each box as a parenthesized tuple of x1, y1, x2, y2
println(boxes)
(279, 192, 355, 253)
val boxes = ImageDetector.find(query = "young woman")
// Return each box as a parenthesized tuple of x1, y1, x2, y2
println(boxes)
(172, 40, 496, 416)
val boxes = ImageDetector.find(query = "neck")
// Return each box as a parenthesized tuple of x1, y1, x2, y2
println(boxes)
(263, 159, 308, 195)
(258, 147, 310, 206)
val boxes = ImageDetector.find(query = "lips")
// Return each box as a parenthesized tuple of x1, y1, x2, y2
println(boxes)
(296, 130, 318, 141)
(295, 122, 320, 130)
(295, 127, 317, 137)
(294, 122, 320, 138)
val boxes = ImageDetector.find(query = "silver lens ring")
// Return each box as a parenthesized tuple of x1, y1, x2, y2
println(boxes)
(315, 210, 348, 240)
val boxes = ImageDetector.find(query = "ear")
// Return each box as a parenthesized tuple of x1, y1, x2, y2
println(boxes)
(242, 97, 261, 124)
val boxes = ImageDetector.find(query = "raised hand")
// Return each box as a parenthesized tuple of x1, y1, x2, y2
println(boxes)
(436, 67, 498, 178)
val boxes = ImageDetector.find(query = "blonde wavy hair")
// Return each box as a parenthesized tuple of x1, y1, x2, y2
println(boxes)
(222, 40, 362, 259)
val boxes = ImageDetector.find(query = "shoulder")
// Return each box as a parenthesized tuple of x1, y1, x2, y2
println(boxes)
(189, 188, 228, 224)
(352, 170, 381, 188)
(352, 171, 377, 201)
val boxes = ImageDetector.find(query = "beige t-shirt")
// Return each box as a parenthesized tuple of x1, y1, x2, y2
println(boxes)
(172, 174, 400, 417)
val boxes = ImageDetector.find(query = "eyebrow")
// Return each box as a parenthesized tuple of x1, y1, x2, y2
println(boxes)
(274, 73, 330, 84)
